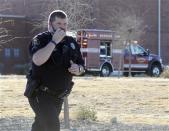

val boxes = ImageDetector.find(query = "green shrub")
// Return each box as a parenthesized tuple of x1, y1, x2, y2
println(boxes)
(76, 106, 97, 121)
(160, 66, 169, 78)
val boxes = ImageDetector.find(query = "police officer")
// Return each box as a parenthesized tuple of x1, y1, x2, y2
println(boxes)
(27, 10, 85, 131)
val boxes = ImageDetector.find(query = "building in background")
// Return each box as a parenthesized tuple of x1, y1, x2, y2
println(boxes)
(0, 0, 168, 74)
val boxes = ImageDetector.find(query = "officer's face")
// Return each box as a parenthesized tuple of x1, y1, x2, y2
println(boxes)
(51, 17, 68, 32)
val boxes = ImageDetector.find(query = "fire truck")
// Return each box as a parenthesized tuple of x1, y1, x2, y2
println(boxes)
(76, 29, 114, 76)
(68, 29, 163, 77)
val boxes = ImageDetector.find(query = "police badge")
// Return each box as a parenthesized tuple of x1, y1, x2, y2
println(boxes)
(70, 42, 75, 50)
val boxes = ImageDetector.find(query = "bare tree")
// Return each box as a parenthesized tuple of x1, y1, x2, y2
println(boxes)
(32, 0, 95, 31)
(0, 3, 12, 50)
(103, 0, 147, 76)
(0, 19, 10, 46)
(115, 15, 144, 41)
(0, 1, 13, 13)
(117, 16, 145, 76)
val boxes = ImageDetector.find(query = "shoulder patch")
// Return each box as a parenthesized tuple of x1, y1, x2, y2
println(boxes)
(32, 37, 40, 46)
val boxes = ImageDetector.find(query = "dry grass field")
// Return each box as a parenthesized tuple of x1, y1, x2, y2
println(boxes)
(0, 75, 169, 130)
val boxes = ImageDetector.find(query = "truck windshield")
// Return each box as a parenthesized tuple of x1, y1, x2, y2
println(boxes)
(131, 44, 146, 55)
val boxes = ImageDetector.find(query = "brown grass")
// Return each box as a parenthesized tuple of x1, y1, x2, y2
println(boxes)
(0, 76, 169, 125)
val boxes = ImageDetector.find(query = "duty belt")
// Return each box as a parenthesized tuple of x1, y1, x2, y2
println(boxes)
(39, 85, 70, 99)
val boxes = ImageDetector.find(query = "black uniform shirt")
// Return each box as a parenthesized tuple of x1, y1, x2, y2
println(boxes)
(29, 31, 84, 92)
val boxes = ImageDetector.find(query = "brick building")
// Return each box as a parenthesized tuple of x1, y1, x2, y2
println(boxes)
(93, 0, 169, 64)
(0, 0, 168, 74)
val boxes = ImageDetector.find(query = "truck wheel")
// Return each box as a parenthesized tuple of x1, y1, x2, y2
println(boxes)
(123, 72, 135, 77)
(123, 72, 129, 77)
(100, 64, 112, 77)
(150, 64, 161, 77)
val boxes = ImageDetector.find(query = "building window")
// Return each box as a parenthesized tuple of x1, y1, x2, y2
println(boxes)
(4, 48, 11, 58)
(13, 48, 20, 58)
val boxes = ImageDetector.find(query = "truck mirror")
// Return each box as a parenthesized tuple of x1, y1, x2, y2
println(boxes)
(146, 49, 150, 56)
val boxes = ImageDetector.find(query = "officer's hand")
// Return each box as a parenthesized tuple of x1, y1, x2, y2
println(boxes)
(52, 28, 66, 44)
(68, 60, 81, 75)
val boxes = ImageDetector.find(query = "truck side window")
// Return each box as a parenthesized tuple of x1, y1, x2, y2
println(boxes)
(106, 42, 111, 56)
(100, 41, 111, 57)
(131, 45, 145, 55)
(100, 45, 106, 56)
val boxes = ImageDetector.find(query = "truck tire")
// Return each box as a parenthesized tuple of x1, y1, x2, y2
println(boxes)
(123, 72, 129, 77)
(123, 72, 135, 77)
(100, 64, 112, 77)
(150, 64, 161, 77)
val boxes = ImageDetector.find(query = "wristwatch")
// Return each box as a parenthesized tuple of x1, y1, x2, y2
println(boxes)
(50, 40, 58, 46)
(79, 65, 84, 73)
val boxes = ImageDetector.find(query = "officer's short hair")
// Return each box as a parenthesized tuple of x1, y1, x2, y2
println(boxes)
(49, 10, 67, 22)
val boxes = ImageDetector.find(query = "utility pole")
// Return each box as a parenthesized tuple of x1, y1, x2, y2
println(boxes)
(128, 28, 133, 77)
(64, 97, 70, 129)
(158, 0, 161, 57)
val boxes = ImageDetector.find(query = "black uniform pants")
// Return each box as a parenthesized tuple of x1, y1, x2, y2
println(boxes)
(28, 91, 64, 131)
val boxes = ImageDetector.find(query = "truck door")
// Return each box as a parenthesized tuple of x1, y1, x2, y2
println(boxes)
(131, 44, 149, 71)
(124, 44, 149, 71)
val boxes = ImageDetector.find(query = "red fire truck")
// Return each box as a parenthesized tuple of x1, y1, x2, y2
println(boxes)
(76, 29, 114, 76)
(69, 29, 163, 77)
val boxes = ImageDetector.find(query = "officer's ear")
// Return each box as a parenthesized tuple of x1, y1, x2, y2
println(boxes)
(49, 22, 52, 26)
(49, 22, 53, 28)
(49, 22, 54, 32)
